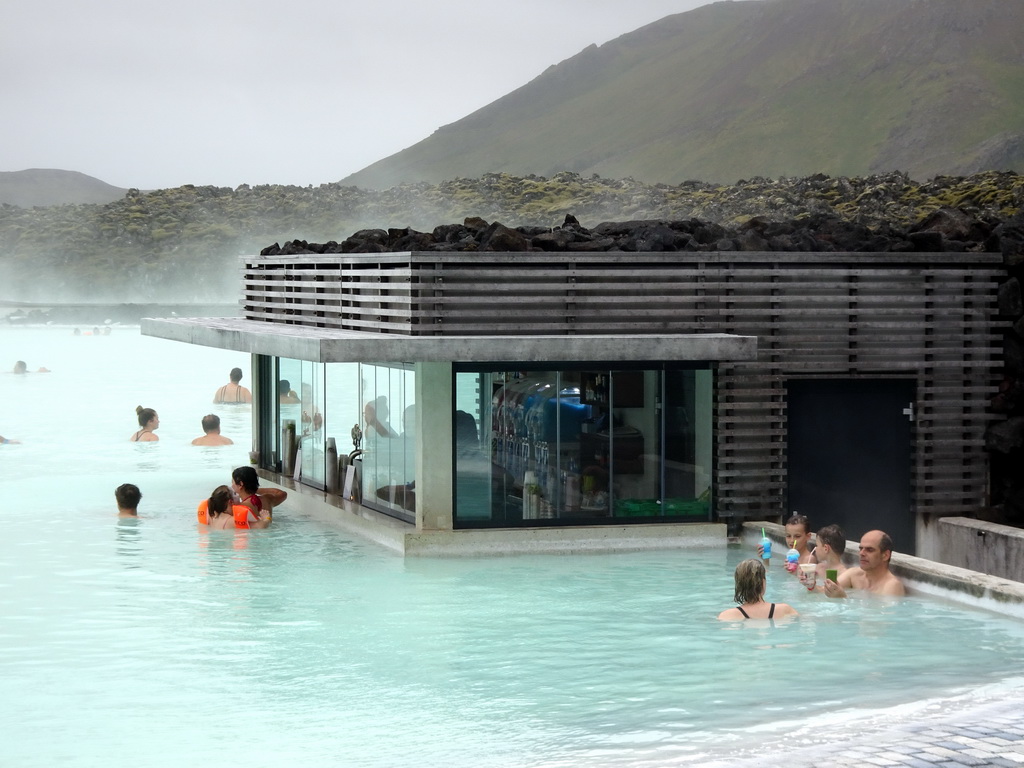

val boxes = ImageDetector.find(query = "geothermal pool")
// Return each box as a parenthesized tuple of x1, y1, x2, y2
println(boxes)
(1, 325, 1023, 767)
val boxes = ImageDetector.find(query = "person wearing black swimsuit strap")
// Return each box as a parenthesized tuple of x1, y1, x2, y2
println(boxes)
(718, 560, 798, 621)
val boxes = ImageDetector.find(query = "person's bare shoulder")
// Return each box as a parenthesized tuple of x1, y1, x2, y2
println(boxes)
(717, 608, 742, 621)
(260, 488, 287, 507)
(877, 574, 906, 596)
(838, 567, 862, 587)
(775, 603, 799, 618)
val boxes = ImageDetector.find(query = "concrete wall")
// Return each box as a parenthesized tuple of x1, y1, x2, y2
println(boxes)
(938, 517, 1024, 582)
(415, 362, 454, 531)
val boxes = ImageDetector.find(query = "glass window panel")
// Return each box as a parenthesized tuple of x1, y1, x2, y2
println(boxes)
(325, 361, 361, 492)
(455, 365, 713, 528)
(297, 360, 326, 488)
(277, 357, 303, 473)
(359, 363, 415, 519)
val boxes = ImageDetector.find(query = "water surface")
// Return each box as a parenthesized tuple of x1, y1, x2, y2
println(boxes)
(2, 326, 1023, 767)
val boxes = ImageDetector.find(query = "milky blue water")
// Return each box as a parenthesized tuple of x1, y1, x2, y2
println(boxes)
(2, 326, 1024, 767)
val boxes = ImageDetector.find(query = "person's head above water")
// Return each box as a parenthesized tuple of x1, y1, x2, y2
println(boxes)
(136, 406, 158, 428)
(115, 483, 141, 512)
(232, 465, 259, 494)
(815, 524, 847, 556)
(230, 367, 243, 384)
(733, 558, 767, 604)
(13, 361, 27, 374)
(859, 529, 894, 572)
(785, 513, 812, 552)
(201, 413, 221, 434)
(208, 485, 234, 516)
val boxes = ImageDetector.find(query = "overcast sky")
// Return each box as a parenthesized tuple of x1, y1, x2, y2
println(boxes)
(2, 0, 718, 191)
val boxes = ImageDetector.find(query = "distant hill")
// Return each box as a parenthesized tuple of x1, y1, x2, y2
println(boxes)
(2, 170, 1021, 305)
(0, 169, 128, 207)
(342, 0, 1024, 189)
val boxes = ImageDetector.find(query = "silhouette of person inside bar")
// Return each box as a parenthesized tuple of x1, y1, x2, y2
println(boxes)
(364, 396, 396, 438)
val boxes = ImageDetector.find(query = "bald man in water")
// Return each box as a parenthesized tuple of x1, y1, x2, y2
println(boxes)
(191, 414, 234, 446)
(822, 529, 906, 598)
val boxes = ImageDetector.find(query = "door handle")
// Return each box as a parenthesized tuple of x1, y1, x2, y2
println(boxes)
(902, 402, 915, 422)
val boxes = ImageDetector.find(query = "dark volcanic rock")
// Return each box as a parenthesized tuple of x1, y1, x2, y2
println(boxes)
(907, 230, 944, 252)
(480, 222, 530, 251)
(999, 278, 1023, 318)
(986, 416, 1024, 454)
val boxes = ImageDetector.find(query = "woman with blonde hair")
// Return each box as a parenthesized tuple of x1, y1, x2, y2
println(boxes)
(718, 558, 799, 621)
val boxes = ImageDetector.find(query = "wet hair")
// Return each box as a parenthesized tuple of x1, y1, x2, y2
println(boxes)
(136, 406, 157, 427)
(232, 465, 259, 494)
(785, 513, 810, 534)
(207, 485, 233, 517)
(115, 483, 141, 510)
(13, 361, 27, 374)
(230, 367, 243, 383)
(279, 379, 291, 391)
(733, 558, 766, 605)
(815, 524, 846, 555)
(201, 413, 221, 433)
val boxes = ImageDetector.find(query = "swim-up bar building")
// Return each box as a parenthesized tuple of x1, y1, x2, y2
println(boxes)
(143, 249, 1002, 558)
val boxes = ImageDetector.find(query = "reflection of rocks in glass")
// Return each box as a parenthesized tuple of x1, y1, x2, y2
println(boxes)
(455, 410, 479, 452)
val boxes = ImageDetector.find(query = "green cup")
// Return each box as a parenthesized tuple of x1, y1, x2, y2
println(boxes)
(826, 568, 838, 583)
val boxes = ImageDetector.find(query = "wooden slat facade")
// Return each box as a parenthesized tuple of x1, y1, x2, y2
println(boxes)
(241, 251, 1003, 522)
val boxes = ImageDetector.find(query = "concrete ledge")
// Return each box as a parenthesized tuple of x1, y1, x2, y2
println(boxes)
(260, 469, 727, 556)
(744, 521, 1024, 618)
(938, 516, 1024, 582)
(257, 471, 409, 554)
(403, 522, 726, 556)
(142, 316, 757, 364)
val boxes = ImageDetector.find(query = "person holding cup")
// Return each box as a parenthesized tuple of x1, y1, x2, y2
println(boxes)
(798, 523, 848, 592)
(822, 530, 906, 598)
(757, 513, 815, 572)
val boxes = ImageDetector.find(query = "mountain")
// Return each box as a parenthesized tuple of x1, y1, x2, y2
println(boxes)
(342, 0, 1024, 189)
(0, 169, 128, 207)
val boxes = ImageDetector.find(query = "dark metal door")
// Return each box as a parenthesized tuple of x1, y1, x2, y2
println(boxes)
(786, 379, 915, 554)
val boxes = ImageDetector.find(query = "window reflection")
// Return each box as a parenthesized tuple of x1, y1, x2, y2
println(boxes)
(454, 367, 712, 527)
(359, 364, 416, 519)
(271, 358, 417, 522)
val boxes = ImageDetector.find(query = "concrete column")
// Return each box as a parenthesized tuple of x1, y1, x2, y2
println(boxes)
(415, 362, 453, 531)
(251, 354, 262, 458)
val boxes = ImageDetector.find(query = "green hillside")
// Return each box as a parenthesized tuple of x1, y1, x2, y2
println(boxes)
(343, 0, 1024, 189)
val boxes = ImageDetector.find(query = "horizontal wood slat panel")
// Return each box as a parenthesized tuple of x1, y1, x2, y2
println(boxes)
(240, 250, 1002, 523)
